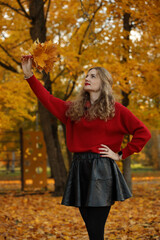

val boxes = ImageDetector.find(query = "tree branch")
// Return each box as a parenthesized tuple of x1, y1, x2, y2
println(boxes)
(50, 68, 66, 83)
(78, 1, 103, 56)
(0, 61, 18, 73)
(79, 0, 89, 19)
(8, 39, 31, 50)
(0, 44, 21, 66)
(0, 1, 30, 19)
(64, 79, 71, 97)
(45, 0, 51, 24)
(16, 0, 31, 19)
(64, 80, 76, 100)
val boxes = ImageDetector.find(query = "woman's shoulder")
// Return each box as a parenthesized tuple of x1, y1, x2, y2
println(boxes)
(114, 101, 136, 119)
(115, 101, 124, 108)
(114, 101, 131, 116)
(65, 101, 72, 107)
(114, 101, 124, 112)
(115, 101, 129, 111)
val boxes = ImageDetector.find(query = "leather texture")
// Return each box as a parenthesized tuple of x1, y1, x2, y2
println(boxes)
(61, 152, 132, 207)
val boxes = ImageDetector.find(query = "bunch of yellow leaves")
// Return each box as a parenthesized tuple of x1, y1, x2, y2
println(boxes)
(29, 39, 58, 73)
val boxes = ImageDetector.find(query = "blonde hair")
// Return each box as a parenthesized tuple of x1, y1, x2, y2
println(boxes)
(66, 67, 115, 121)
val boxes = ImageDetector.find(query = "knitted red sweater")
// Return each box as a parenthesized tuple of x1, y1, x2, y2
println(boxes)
(26, 75, 151, 159)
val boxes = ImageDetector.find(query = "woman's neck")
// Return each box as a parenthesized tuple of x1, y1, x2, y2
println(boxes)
(89, 91, 101, 104)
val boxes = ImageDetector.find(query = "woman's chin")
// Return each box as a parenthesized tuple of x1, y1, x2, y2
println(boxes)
(84, 86, 91, 92)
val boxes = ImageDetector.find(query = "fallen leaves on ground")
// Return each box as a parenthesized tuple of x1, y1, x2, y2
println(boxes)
(0, 180, 159, 240)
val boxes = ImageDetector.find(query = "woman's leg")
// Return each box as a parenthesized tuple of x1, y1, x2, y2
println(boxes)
(79, 206, 111, 240)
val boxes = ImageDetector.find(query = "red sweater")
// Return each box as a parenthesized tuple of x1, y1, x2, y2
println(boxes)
(26, 75, 151, 159)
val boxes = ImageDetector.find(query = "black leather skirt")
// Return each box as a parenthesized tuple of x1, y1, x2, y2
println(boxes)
(61, 152, 132, 207)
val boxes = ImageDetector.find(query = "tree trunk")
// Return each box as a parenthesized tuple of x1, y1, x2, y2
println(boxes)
(157, 133, 160, 170)
(121, 12, 132, 192)
(151, 130, 160, 170)
(29, 0, 67, 194)
(38, 99, 67, 194)
(122, 134, 132, 192)
(62, 123, 73, 167)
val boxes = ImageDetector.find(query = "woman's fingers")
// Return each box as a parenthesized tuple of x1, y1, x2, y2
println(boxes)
(99, 145, 111, 157)
(99, 146, 110, 156)
(21, 55, 33, 60)
(99, 148, 109, 151)
(99, 152, 109, 155)
(21, 55, 33, 65)
(21, 56, 33, 76)
(100, 144, 109, 149)
(99, 144, 120, 161)
(99, 147, 109, 152)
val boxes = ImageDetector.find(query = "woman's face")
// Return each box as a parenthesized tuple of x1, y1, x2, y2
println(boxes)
(84, 69, 102, 93)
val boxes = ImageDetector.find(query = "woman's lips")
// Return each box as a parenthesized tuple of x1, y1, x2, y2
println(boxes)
(85, 83, 90, 86)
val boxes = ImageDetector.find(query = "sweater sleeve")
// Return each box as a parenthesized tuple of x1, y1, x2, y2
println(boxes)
(26, 75, 68, 124)
(118, 103, 151, 159)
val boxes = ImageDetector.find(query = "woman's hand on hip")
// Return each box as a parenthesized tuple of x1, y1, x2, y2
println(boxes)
(99, 144, 120, 161)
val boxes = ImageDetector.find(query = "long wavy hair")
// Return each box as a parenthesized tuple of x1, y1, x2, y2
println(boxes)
(66, 67, 116, 121)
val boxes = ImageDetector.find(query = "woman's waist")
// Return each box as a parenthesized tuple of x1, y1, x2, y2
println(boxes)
(68, 142, 121, 155)
(73, 151, 101, 160)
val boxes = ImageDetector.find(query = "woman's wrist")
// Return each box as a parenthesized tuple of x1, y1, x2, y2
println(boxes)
(24, 72, 33, 79)
(118, 151, 123, 160)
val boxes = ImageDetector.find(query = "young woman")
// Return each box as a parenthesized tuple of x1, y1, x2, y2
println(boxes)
(21, 57, 151, 240)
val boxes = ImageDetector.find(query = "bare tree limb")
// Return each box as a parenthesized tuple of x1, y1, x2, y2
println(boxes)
(50, 68, 66, 83)
(4, 27, 30, 32)
(64, 79, 71, 97)
(0, 61, 18, 73)
(78, 1, 103, 56)
(16, 0, 31, 19)
(79, 0, 89, 19)
(0, 1, 30, 19)
(45, 0, 51, 24)
(64, 80, 76, 100)
(0, 44, 21, 66)
(8, 39, 31, 50)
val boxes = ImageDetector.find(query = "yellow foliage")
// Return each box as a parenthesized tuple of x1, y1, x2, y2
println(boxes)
(0, 71, 37, 131)
(29, 40, 58, 73)
(0, 0, 159, 131)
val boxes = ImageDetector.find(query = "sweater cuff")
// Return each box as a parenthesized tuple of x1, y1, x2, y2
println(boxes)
(25, 74, 35, 81)
(121, 148, 133, 160)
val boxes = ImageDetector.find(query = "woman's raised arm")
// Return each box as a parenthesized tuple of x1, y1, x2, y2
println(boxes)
(21, 56, 68, 124)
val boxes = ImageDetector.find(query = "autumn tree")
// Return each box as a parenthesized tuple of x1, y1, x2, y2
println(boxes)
(102, 0, 160, 189)
(0, 0, 159, 193)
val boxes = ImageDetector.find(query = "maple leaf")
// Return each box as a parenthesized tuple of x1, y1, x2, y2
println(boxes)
(29, 39, 58, 73)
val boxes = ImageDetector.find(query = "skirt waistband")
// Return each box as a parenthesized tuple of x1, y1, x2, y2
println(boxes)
(73, 152, 102, 160)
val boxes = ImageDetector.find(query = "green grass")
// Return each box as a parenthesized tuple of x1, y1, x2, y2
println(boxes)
(0, 165, 160, 180)
(131, 163, 160, 177)
(131, 163, 154, 171)
(0, 167, 51, 180)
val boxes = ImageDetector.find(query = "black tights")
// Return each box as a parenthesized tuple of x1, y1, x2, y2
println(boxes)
(79, 206, 111, 240)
